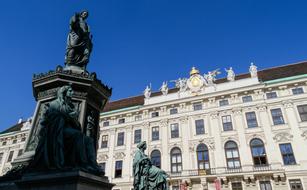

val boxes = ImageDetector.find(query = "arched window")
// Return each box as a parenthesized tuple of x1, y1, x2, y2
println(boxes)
(170, 147, 182, 173)
(250, 138, 267, 166)
(196, 144, 210, 170)
(151, 150, 161, 168)
(225, 141, 241, 168)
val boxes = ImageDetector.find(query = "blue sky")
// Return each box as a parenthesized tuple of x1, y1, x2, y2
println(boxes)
(1, 0, 307, 130)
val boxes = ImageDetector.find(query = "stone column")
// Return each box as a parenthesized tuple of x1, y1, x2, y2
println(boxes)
(160, 119, 169, 171)
(123, 126, 133, 179)
(180, 116, 191, 170)
(107, 129, 116, 181)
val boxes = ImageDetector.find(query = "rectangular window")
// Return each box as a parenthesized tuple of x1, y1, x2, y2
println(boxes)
(100, 162, 106, 172)
(246, 112, 258, 128)
(151, 112, 159, 118)
(117, 132, 125, 146)
(260, 181, 272, 190)
(219, 100, 229, 106)
(195, 119, 205, 135)
(17, 149, 23, 156)
(242, 95, 253, 103)
(0, 153, 3, 164)
(170, 123, 179, 138)
(7, 151, 14, 162)
(289, 179, 303, 190)
(152, 126, 159, 141)
(279, 143, 296, 165)
(101, 135, 108, 148)
(292, 87, 304, 95)
(12, 139, 17, 144)
(231, 182, 243, 190)
(271, 108, 285, 125)
(2, 141, 6, 146)
(170, 108, 178, 115)
(118, 118, 125, 124)
(193, 102, 202, 111)
(135, 115, 142, 121)
(134, 129, 142, 144)
(298, 105, 307, 122)
(266, 92, 277, 99)
(103, 121, 109, 127)
(222, 115, 233, 131)
(115, 160, 123, 178)
(21, 137, 26, 142)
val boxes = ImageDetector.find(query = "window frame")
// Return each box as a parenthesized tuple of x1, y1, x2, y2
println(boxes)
(242, 95, 253, 103)
(270, 108, 285, 125)
(101, 135, 108, 148)
(151, 126, 159, 141)
(250, 138, 268, 166)
(170, 108, 178, 115)
(151, 150, 161, 168)
(245, 111, 258, 128)
(224, 141, 241, 169)
(196, 143, 210, 170)
(193, 102, 203, 111)
(114, 160, 123, 178)
(297, 104, 307, 122)
(219, 99, 229, 107)
(134, 129, 142, 144)
(292, 87, 304, 95)
(222, 115, 233, 131)
(117, 132, 125, 146)
(195, 119, 205, 135)
(170, 123, 179, 138)
(279, 143, 296, 165)
(266, 92, 277, 99)
(170, 147, 182, 173)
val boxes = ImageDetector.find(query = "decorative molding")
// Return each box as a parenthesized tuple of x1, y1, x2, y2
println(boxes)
(210, 112, 219, 119)
(159, 119, 168, 127)
(273, 132, 293, 143)
(97, 153, 109, 162)
(282, 100, 293, 108)
(179, 116, 189, 124)
(257, 104, 267, 112)
(221, 136, 239, 146)
(246, 133, 266, 145)
(232, 108, 242, 115)
(189, 138, 215, 152)
(301, 130, 307, 140)
(113, 151, 126, 159)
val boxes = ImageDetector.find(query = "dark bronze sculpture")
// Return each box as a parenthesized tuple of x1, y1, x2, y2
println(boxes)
(30, 85, 103, 175)
(65, 11, 93, 70)
(133, 141, 168, 190)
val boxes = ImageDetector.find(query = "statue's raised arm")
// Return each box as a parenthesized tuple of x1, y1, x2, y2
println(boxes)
(65, 11, 93, 71)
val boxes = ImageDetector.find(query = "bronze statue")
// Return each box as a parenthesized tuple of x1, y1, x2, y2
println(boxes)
(30, 85, 103, 175)
(65, 11, 93, 70)
(133, 141, 168, 190)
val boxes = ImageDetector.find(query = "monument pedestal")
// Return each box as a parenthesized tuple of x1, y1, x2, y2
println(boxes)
(0, 170, 114, 190)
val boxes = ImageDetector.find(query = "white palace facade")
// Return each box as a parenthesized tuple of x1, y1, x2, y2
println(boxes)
(0, 61, 307, 190)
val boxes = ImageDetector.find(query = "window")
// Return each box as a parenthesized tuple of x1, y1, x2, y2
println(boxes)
(152, 126, 159, 141)
(195, 119, 205, 135)
(225, 141, 241, 168)
(197, 144, 210, 170)
(115, 160, 123, 178)
(0, 153, 3, 164)
(170, 123, 179, 138)
(151, 150, 161, 168)
(170, 148, 182, 173)
(17, 149, 23, 156)
(135, 115, 142, 121)
(246, 112, 258, 128)
(193, 102, 202, 111)
(242, 95, 253, 103)
(118, 118, 125, 124)
(289, 179, 303, 190)
(134, 129, 142, 144)
(219, 99, 229, 106)
(292, 87, 304, 95)
(103, 121, 109, 127)
(172, 186, 179, 190)
(266, 92, 277, 99)
(99, 162, 106, 172)
(279, 143, 296, 165)
(21, 137, 26, 142)
(7, 151, 14, 162)
(101, 135, 108, 148)
(170, 108, 178, 115)
(298, 105, 307, 122)
(271, 108, 285, 125)
(260, 181, 272, 190)
(117, 132, 125, 146)
(2, 141, 6, 146)
(222, 115, 233, 131)
(151, 112, 159, 118)
(250, 139, 267, 166)
(231, 182, 243, 190)
(12, 139, 17, 144)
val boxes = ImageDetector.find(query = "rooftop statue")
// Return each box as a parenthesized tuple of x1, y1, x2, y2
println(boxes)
(159, 81, 168, 96)
(204, 69, 220, 86)
(133, 141, 168, 190)
(249, 62, 258, 78)
(29, 85, 103, 175)
(144, 85, 151, 99)
(65, 11, 93, 70)
(225, 67, 235, 81)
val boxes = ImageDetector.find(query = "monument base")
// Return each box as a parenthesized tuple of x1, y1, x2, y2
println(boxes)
(0, 170, 114, 190)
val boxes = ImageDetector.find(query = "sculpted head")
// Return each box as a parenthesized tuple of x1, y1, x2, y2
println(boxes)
(80, 11, 89, 19)
(57, 85, 73, 103)
(137, 141, 147, 151)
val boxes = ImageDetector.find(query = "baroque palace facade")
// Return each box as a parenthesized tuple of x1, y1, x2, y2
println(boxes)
(1, 61, 307, 190)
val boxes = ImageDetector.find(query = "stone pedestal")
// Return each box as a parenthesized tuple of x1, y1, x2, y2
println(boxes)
(0, 170, 114, 190)
(13, 66, 112, 167)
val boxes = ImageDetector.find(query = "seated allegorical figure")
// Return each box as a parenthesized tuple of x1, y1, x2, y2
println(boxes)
(133, 141, 168, 190)
(30, 85, 103, 175)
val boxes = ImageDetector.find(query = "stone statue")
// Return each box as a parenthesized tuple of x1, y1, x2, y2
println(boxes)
(65, 11, 93, 70)
(249, 62, 258, 78)
(225, 67, 235, 81)
(133, 141, 168, 190)
(204, 69, 220, 86)
(144, 85, 151, 99)
(159, 81, 168, 96)
(172, 78, 188, 92)
(29, 85, 103, 175)
(86, 111, 95, 137)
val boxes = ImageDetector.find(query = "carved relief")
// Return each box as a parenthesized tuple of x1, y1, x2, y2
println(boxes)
(282, 100, 293, 108)
(273, 132, 293, 142)
(189, 138, 215, 152)
(210, 112, 219, 119)
(113, 152, 126, 159)
(232, 108, 242, 115)
(257, 104, 267, 112)
(97, 154, 109, 162)
(221, 136, 239, 146)
(301, 130, 307, 140)
(246, 133, 265, 145)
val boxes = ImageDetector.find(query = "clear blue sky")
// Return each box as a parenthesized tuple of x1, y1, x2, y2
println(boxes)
(1, 0, 307, 130)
